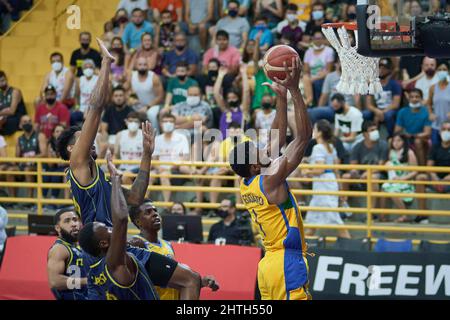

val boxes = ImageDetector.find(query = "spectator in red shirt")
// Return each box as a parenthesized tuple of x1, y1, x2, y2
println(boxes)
(149, 0, 183, 23)
(34, 85, 70, 139)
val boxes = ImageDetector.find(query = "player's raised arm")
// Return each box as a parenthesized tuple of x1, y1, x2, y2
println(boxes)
(123, 121, 155, 206)
(265, 58, 312, 187)
(261, 82, 288, 157)
(70, 38, 115, 168)
(105, 150, 135, 285)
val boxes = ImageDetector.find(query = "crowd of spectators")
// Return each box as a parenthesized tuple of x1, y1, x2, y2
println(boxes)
(0, 0, 450, 228)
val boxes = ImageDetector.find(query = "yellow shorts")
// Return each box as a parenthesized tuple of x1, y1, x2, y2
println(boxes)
(258, 249, 312, 300)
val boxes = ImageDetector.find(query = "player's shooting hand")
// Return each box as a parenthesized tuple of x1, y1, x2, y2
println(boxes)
(142, 121, 156, 156)
(262, 82, 287, 98)
(96, 37, 116, 62)
(273, 57, 302, 91)
(106, 149, 122, 179)
(201, 276, 220, 291)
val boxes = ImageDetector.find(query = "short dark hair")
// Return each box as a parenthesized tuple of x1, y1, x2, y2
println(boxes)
(54, 206, 77, 225)
(176, 61, 189, 69)
(312, 1, 325, 10)
(287, 3, 298, 11)
(126, 111, 141, 121)
(254, 16, 268, 22)
(129, 199, 153, 228)
(316, 119, 334, 142)
(228, 0, 240, 7)
(229, 141, 256, 178)
(132, 8, 144, 15)
(224, 197, 236, 208)
(229, 121, 241, 129)
(216, 30, 229, 40)
(57, 126, 80, 160)
(50, 52, 63, 62)
(161, 113, 176, 121)
(362, 120, 377, 133)
(112, 85, 125, 93)
(78, 222, 101, 257)
(208, 58, 221, 67)
(409, 88, 423, 98)
(331, 93, 345, 104)
(79, 31, 91, 39)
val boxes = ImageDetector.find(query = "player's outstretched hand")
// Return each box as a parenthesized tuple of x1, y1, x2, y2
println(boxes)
(106, 149, 122, 179)
(96, 37, 116, 62)
(201, 275, 220, 292)
(262, 81, 287, 98)
(273, 57, 302, 91)
(142, 121, 156, 156)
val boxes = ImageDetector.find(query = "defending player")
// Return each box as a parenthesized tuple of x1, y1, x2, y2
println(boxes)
(47, 207, 88, 300)
(229, 58, 313, 300)
(128, 201, 220, 299)
(56, 38, 153, 227)
(78, 151, 203, 300)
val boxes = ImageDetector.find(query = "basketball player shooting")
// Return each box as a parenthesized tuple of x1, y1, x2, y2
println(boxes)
(229, 57, 313, 300)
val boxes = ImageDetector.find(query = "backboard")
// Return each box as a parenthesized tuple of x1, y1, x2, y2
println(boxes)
(356, 0, 450, 58)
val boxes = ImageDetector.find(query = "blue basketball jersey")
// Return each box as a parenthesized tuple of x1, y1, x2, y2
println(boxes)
(87, 247, 158, 300)
(66, 163, 113, 227)
(49, 238, 88, 300)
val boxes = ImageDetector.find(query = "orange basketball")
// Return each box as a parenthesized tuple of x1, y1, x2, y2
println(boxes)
(263, 45, 300, 81)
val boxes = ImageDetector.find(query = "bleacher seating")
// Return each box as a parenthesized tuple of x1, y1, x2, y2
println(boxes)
(329, 237, 372, 251)
(374, 238, 413, 253)
(419, 240, 450, 253)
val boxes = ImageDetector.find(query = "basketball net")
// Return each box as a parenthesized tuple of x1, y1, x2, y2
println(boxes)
(322, 24, 383, 95)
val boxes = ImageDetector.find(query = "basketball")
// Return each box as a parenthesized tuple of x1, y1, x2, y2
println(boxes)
(262, 45, 300, 81)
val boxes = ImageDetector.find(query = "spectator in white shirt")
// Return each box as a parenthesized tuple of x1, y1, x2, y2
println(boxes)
(153, 113, 191, 202)
(114, 112, 144, 185)
(414, 57, 439, 103)
(331, 93, 364, 152)
(75, 59, 98, 117)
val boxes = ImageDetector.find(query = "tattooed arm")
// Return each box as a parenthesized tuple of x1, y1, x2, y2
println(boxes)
(123, 121, 156, 206)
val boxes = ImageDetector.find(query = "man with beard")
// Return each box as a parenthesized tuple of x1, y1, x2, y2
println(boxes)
(79, 151, 203, 300)
(57, 39, 153, 227)
(47, 207, 88, 300)
(128, 200, 220, 300)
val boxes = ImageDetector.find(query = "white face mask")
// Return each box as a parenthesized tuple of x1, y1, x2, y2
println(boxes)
(186, 96, 200, 106)
(52, 62, 63, 72)
(83, 68, 94, 78)
(441, 131, 450, 142)
(163, 122, 174, 133)
(410, 102, 422, 109)
(369, 130, 380, 142)
(127, 122, 139, 133)
(437, 70, 449, 82)
(313, 44, 324, 50)
(286, 14, 297, 22)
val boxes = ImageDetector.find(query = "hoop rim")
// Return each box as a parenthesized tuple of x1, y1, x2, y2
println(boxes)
(321, 21, 398, 31)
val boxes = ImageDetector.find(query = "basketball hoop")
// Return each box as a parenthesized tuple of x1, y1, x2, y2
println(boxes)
(321, 22, 383, 95)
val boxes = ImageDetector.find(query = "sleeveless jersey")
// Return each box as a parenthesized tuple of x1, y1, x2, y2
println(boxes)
(49, 67, 75, 101)
(66, 163, 113, 227)
(132, 235, 179, 300)
(49, 238, 88, 300)
(87, 246, 158, 300)
(131, 71, 155, 106)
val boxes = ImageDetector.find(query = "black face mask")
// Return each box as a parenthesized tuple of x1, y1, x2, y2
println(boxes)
(379, 73, 390, 80)
(178, 75, 187, 81)
(425, 69, 436, 77)
(208, 70, 218, 80)
(0, 84, 7, 91)
(216, 210, 228, 219)
(229, 9, 238, 17)
(347, 13, 357, 20)
(22, 123, 33, 133)
(46, 97, 56, 105)
(134, 21, 144, 27)
(262, 102, 273, 110)
(138, 69, 147, 76)
(335, 106, 345, 114)
(81, 43, 90, 50)
(228, 100, 240, 108)
(175, 45, 185, 51)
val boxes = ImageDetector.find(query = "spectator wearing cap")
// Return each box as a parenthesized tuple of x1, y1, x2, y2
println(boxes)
(0, 70, 27, 136)
(214, 0, 250, 51)
(34, 85, 70, 140)
(73, 59, 99, 125)
(70, 32, 102, 78)
(161, 32, 199, 78)
(364, 57, 402, 138)
(122, 8, 154, 51)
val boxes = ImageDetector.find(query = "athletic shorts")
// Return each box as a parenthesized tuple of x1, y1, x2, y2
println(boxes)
(145, 252, 178, 287)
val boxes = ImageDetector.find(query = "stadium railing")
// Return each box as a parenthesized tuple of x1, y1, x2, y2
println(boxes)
(1, 157, 450, 239)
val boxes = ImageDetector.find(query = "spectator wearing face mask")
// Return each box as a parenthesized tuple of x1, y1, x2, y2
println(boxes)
(214, 0, 250, 51)
(303, 2, 330, 42)
(208, 198, 243, 245)
(40, 52, 75, 109)
(111, 8, 129, 38)
(345, 4, 357, 22)
(109, 37, 127, 87)
(161, 32, 199, 78)
(0, 70, 27, 136)
(249, 16, 273, 52)
(412, 57, 439, 102)
(277, 4, 304, 50)
(35, 85, 70, 140)
(220, 0, 250, 17)
(341, 121, 388, 210)
(155, 10, 181, 53)
(114, 112, 144, 185)
(122, 8, 154, 51)
(427, 61, 450, 146)
(74, 59, 99, 123)
(129, 32, 161, 74)
(163, 62, 199, 109)
(70, 32, 102, 78)
(153, 113, 191, 202)
(395, 88, 431, 166)
(254, 94, 276, 147)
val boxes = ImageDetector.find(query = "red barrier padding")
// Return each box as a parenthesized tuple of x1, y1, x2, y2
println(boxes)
(0, 236, 261, 300)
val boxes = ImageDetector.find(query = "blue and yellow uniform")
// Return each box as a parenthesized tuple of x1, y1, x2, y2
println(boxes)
(49, 238, 88, 300)
(87, 246, 158, 300)
(240, 175, 311, 300)
(66, 163, 113, 226)
(133, 235, 180, 300)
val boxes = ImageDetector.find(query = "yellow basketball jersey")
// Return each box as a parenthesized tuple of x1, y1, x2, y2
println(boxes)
(240, 175, 307, 253)
(133, 236, 180, 300)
